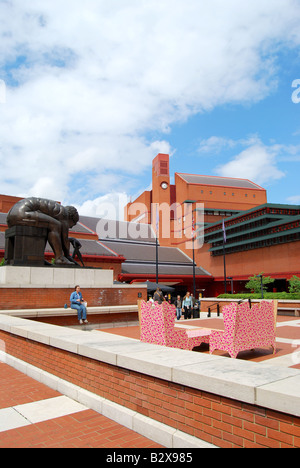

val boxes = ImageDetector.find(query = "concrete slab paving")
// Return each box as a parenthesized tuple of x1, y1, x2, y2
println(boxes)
(13, 396, 87, 424)
(0, 407, 31, 432)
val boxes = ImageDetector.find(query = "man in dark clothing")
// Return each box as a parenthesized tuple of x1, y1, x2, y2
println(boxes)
(153, 287, 164, 304)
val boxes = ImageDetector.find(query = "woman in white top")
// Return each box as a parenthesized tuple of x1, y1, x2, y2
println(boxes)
(182, 291, 193, 320)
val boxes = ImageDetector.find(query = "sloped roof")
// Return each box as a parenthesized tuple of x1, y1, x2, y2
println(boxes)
(122, 262, 210, 277)
(0, 213, 7, 225)
(45, 239, 120, 258)
(0, 231, 4, 249)
(177, 173, 264, 190)
(77, 216, 156, 244)
(100, 240, 193, 264)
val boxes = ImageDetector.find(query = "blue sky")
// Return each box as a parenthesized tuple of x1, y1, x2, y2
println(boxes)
(0, 0, 300, 219)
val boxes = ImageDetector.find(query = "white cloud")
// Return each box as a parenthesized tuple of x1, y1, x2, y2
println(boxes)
(1, 0, 300, 213)
(75, 192, 129, 220)
(215, 140, 286, 186)
(286, 195, 300, 204)
(198, 137, 237, 154)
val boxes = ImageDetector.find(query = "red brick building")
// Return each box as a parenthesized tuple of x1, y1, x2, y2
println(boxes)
(125, 154, 300, 295)
(1, 153, 300, 296)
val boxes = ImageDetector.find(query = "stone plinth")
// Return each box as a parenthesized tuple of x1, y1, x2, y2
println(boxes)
(0, 266, 114, 288)
(5, 226, 48, 266)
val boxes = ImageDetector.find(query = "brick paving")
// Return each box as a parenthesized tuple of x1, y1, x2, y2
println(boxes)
(102, 315, 300, 369)
(0, 362, 163, 448)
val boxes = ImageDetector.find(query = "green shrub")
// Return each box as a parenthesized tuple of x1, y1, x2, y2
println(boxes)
(218, 292, 300, 300)
(288, 276, 300, 294)
(245, 273, 275, 294)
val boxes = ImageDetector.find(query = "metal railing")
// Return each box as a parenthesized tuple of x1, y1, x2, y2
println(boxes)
(207, 302, 220, 317)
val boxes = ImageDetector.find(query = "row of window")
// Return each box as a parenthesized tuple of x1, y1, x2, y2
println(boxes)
(206, 208, 267, 236)
(201, 189, 256, 198)
(268, 208, 300, 216)
(206, 217, 275, 243)
(211, 232, 300, 256)
(210, 222, 300, 248)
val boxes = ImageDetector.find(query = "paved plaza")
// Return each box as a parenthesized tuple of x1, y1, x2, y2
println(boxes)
(102, 314, 300, 369)
(0, 361, 163, 448)
(0, 313, 299, 448)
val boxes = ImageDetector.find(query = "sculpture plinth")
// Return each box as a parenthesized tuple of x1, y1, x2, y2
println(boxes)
(5, 226, 48, 267)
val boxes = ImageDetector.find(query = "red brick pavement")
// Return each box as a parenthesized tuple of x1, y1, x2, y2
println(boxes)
(0, 362, 163, 449)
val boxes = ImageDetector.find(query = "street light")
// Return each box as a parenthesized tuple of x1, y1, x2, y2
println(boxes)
(184, 200, 197, 299)
(227, 276, 233, 294)
(256, 274, 264, 299)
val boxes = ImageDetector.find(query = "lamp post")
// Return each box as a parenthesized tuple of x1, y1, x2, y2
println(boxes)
(192, 234, 196, 299)
(256, 274, 264, 299)
(222, 218, 227, 294)
(155, 204, 159, 285)
(184, 200, 197, 299)
(156, 236, 158, 284)
(227, 276, 233, 294)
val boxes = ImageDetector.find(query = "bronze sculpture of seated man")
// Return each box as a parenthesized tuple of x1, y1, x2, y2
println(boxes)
(7, 197, 80, 265)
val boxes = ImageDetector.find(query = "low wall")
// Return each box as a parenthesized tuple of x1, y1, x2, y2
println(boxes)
(0, 315, 299, 448)
(0, 305, 139, 327)
(0, 265, 147, 310)
(201, 298, 300, 316)
(0, 286, 146, 310)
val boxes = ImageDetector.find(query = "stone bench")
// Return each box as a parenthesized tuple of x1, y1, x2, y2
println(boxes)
(278, 307, 300, 317)
(0, 305, 138, 319)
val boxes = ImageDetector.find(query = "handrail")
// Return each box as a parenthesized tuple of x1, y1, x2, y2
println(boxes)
(207, 301, 221, 317)
(207, 298, 252, 317)
(238, 298, 252, 309)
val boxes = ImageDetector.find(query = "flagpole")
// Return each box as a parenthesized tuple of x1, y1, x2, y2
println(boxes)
(156, 204, 159, 285)
(192, 214, 196, 299)
(223, 240, 227, 294)
(222, 218, 227, 294)
(192, 235, 196, 299)
(156, 236, 159, 284)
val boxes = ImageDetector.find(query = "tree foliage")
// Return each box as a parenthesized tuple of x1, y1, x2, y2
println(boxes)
(245, 273, 275, 294)
(288, 276, 300, 294)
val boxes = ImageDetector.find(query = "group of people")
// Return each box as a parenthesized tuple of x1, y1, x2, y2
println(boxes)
(175, 292, 201, 320)
(150, 288, 201, 321)
(71, 285, 201, 325)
